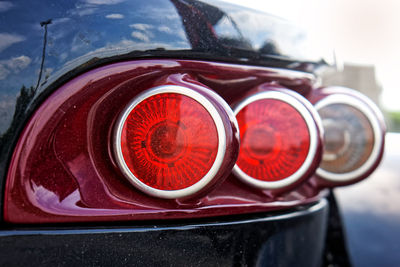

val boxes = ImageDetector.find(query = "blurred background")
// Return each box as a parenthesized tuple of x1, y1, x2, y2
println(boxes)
(226, 1, 400, 266)
(226, 0, 400, 130)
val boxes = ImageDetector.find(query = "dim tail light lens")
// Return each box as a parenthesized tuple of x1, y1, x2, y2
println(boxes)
(114, 85, 228, 199)
(232, 89, 321, 191)
(315, 91, 385, 184)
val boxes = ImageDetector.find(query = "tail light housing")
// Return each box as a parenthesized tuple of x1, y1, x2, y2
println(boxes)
(313, 87, 385, 186)
(4, 60, 384, 223)
(232, 88, 323, 192)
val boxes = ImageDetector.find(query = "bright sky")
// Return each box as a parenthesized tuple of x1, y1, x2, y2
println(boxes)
(226, 0, 400, 111)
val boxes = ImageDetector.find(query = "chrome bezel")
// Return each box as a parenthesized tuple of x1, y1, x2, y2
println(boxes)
(113, 85, 226, 199)
(315, 93, 384, 182)
(232, 90, 319, 190)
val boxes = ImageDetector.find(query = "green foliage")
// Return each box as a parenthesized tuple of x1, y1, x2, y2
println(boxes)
(387, 111, 400, 132)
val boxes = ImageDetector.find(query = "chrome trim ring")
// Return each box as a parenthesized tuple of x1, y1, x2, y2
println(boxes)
(113, 85, 227, 199)
(315, 93, 384, 182)
(232, 90, 320, 190)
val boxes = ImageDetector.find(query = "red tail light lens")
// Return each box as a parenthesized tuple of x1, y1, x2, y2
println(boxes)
(232, 89, 321, 191)
(315, 89, 385, 184)
(114, 85, 227, 199)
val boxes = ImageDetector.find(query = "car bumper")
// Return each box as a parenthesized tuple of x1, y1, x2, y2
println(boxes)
(0, 199, 328, 266)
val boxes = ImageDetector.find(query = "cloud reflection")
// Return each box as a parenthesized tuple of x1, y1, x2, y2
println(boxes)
(105, 13, 124, 19)
(131, 31, 150, 42)
(0, 33, 25, 53)
(0, 55, 31, 80)
(84, 0, 125, 5)
(0, 1, 13, 12)
(130, 23, 154, 31)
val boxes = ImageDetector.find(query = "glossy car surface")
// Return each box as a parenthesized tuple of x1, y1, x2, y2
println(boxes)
(4, 59, 328, 223)
(0, 0, 383, 266)
(0, 200, 328, 266)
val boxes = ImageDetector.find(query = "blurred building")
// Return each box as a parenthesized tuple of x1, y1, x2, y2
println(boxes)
(321, 63, 383, 109)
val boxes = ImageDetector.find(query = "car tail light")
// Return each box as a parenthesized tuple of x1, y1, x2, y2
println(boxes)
(3, 59, 326, 223)
(314, 87, 385, 185)
(114, 85, 228, 199)
(232, 88, 322, 192)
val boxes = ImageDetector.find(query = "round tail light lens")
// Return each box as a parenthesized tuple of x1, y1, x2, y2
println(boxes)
(315, 92, 385, 184)
(114, 85, 228, 199)
(232, 89, 321, 191)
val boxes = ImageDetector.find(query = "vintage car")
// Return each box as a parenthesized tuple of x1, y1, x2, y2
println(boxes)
(0, 0, 388, 266)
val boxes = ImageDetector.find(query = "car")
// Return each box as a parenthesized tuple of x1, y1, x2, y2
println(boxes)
(0, 0, 387, 266)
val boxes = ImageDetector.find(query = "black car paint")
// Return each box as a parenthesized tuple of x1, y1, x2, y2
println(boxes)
(0, 200, 328, 266)
(0, 0, 351, 266)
